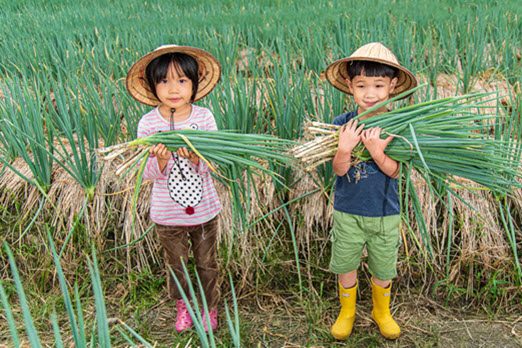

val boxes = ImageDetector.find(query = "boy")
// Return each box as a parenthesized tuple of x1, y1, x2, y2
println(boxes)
(324, 42, 417, 340)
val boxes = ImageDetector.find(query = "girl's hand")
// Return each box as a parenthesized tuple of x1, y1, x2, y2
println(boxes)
(361, 127, 394, 158)
(150, 143, 171, 172)
(338, 119, 365, 154)
(150, 143, 171, 160)
(177, 147, 200, 165)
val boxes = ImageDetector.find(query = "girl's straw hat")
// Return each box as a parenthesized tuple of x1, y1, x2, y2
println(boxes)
(325, 42, 417, 99)
(126, 45, 221, 106)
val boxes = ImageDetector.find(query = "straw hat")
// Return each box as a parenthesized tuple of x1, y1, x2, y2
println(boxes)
(126, 45, 221, 106)
(325, 42, 417, 99)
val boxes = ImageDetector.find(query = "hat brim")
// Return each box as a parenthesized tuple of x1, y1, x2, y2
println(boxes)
(126, 46, 221, 106)
(325, 57, 417, 100)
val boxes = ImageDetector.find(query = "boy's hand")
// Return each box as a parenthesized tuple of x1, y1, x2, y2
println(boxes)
(361, 127, 399, 178)
(338, 119, 365, 154)
(361, 127, 394, 159)
(177, 147, 200, 165)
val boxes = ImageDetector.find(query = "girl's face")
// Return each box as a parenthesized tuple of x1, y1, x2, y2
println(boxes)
(346, 74, 398, 117)
(156, 63, 194, 117)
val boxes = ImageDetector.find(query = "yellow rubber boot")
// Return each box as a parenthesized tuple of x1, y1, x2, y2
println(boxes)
(331, 282, 357, 340)
(371, 279, 400, 339)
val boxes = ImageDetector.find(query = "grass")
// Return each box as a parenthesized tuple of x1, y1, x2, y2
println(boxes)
(1, 210, 521, 346)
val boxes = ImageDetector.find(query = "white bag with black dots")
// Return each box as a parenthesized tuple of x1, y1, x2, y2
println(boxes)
(167, 153, 203, 215)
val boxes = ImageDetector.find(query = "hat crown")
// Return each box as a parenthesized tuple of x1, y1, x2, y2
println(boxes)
(155, 44, 180, 51)
(349, 42, 399, 66)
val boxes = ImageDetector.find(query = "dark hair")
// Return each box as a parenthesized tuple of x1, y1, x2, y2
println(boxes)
(347, 60, 398, 80)
(145, 53, 199, 102)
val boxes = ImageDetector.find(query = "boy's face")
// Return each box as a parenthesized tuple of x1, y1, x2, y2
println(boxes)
(346, 74, 398, 117)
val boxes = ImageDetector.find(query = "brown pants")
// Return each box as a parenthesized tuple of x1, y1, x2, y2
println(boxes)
(156, 217, 220, 308)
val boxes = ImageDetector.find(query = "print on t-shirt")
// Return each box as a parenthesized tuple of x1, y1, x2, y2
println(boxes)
(167, 153, 203, 214)
(347, 162, 378, 183)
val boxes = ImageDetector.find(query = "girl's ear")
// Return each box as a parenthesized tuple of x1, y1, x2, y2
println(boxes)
(389, 77, 399, 93)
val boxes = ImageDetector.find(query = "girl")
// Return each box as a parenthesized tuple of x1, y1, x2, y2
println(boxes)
(126, 45, 222, 332)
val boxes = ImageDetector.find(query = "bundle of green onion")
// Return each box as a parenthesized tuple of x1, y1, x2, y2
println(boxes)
(292, 90, 522, 195)
(97, 129, 294, 183)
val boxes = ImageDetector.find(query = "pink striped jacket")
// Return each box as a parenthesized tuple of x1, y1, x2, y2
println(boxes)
(137, 105, 222, 226)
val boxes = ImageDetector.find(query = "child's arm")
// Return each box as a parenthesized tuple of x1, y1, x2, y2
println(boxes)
(187, 109, 217, 174)
(150, 144, 171, 173)
(137, 120, 172, 180)
(361, 127, 399, 178)
(332, 119, 365, 176)
(177, 147, 199, 165)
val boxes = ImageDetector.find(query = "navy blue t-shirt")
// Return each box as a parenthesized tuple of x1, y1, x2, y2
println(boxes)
(333, 111, 399, 217)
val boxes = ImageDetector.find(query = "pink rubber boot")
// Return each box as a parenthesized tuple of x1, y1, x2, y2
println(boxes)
(175, 299, 193, 333)
(202, 308, 218, 332)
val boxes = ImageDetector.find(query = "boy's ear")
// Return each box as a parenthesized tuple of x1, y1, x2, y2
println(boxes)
(345, 78, 353, 94)
(389, 77, 399, 93)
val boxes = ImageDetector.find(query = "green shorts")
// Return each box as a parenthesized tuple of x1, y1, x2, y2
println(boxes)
(329, 210, 401, 280)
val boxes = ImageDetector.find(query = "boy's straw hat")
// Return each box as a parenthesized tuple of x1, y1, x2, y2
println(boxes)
(325, 42, 417, 99)
(126, 45, 221, 106)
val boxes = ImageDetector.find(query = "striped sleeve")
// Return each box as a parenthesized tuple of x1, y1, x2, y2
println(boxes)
(137, 117, 171, 180)
(196, 109, 218, 174)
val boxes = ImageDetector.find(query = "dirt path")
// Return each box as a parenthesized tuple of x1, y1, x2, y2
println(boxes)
(126, 291, 522, 347)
